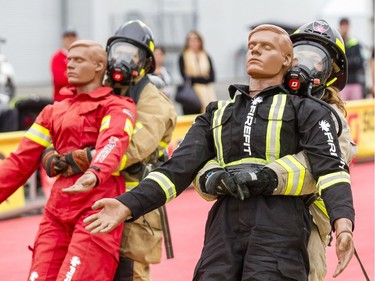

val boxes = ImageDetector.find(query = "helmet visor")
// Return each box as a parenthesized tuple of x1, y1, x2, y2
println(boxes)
(293, 44, 332, 85)
(108, 41, 146, 70)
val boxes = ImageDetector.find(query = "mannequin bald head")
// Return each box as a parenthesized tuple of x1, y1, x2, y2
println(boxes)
(67, 40, 107, 93)
(246, 24, 293, 95)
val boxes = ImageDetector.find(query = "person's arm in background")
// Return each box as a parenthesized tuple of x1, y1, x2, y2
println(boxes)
(178, 54, 187, 81)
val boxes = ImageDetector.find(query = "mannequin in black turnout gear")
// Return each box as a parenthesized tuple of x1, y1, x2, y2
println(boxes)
(40, 20, 177, 281)
(196, 20, 356, 281)
(82, 24, 354, 281)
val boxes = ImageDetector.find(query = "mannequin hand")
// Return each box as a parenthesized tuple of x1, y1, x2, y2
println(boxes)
(83, 198, 131, 234)
(62, 171, 98, 193)
(333, 218, 354, 277)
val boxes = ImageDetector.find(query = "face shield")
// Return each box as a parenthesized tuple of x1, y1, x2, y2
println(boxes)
(292, 43, 332, 86)
(107, 41, 147, 85)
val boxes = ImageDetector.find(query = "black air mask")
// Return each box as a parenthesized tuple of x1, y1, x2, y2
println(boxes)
(107, 41, 146, 85)
(283, 43, 343, 136)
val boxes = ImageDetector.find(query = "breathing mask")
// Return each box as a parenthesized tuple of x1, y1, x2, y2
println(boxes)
(107, 41, 147, 85)
(284, 42, 332, 98)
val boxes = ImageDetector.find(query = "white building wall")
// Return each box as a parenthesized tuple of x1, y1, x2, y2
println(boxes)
(0, 0, 61, 86)
(0, 0, 373, 87)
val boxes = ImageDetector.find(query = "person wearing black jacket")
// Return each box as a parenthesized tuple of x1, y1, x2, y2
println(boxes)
(178, 31, 217, 114)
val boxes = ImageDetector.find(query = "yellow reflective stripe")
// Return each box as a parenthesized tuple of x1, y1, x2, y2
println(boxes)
(159, 140, 168, 150)
(112, 154, 127, 174)
(326, 77, 337, 87)
(336, 38, 346, 53)
(158, 141, 169, 157)
(24, 123, 52, 147)
(266, 94, 286, 162)
(347, 38, 358, 48)
(275, 155, 306, 195)
(212, 100, 231, 166)
(125, 181, 139, 192)
(133, 121, 143, 134)
(145, 171, 176, 203)
(124, 119, 134, 139)
(224, 157, 268, 168)
(313, 197, 329, 218)
(317, 171, 351, 193)
(100, 115, 111, 132)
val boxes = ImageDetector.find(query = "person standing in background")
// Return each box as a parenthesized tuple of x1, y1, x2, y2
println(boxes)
(338, 18, 366, 100)
(50, 29, 78, 102)
(152, 45, 173, 98)
(178, 31, 217, 114)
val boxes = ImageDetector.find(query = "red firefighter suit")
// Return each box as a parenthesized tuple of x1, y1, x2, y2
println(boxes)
(0, 86, 136, 281)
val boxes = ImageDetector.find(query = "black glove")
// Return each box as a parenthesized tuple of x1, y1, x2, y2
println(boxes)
(201, 168, 247, 200)
(233, 167, 278, 199)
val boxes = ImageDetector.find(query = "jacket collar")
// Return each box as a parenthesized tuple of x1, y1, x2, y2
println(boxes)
(59, 86, 113, 99)
(228, 84, 289, 99)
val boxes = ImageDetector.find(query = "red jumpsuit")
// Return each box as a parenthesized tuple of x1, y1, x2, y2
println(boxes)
(50, 49, 70, 102)
(0, 86, 136, 281)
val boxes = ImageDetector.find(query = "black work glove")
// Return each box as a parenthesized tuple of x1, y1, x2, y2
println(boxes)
(41, 146, 67, 177)
(232, 167, 278, 199)
(59, 147, 93, 177)
(201, 168, 247, 200)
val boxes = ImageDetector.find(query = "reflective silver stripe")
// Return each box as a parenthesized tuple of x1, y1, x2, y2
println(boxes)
(224, 157, 268, 168)
(24, 123, 52, 147)
(317, 171, 351, 193)
(212, 100, 232, 166)
(266, 94, 286, 162)
(145, 171, 176, 203)
(275, 155, 306, 195)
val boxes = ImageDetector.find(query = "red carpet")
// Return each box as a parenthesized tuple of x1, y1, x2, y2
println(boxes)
(0, 162, 373, 281)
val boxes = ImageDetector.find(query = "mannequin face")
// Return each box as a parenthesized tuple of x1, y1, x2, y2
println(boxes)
(246, 30, 290, 78)
(67, 46, 97, 86)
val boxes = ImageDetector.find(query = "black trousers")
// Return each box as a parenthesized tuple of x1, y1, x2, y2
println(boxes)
(193, 195, 311, 281)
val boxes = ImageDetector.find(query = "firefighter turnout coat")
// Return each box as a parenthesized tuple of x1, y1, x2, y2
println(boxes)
(116, 84, 354, 280)
(119, 76, 177, 267)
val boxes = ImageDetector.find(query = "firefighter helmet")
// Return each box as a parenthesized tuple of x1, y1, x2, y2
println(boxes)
(290, 19, 347, 91)
(107, 20, 155, 84)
